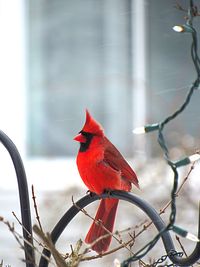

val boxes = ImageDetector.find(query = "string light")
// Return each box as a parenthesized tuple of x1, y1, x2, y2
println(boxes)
(133, 123, 159, 134)
(121, 0, 200, 267)
(123, 1, 200, 266)
(172, 225, 200, 242)
(174, 153, 200, 167)
(173, 24, 195, 33)
(173, 25, 185, 32)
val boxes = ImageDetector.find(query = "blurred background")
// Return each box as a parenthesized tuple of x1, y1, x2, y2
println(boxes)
(0, 0, 200, 266)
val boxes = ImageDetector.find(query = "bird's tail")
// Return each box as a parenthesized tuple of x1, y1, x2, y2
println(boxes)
(85, 198, 119, 254)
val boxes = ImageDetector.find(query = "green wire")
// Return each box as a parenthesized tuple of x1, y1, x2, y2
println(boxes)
(121, 1, 200, 266)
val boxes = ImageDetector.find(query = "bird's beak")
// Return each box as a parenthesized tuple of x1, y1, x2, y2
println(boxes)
(73, 133, 87, 143)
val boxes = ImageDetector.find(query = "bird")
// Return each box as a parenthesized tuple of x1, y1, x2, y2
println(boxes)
(74, 110, 139, 254)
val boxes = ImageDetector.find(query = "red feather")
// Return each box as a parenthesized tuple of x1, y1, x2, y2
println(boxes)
(74, 110, 139, 253)
(82, 109, 104, 136)
(104, 137, 139, 189)
(85, 198, 118, 253)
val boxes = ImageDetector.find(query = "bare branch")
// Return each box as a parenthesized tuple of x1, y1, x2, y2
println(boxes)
(175, 235, 188, 257)
(32, 185, 44, 233)
(33, 225, 69, 267)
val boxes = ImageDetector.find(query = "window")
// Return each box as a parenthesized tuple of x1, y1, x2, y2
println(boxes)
(27, 0, 138, 157)
(1, 0, 196, 166)
(0, 0, 147, 192)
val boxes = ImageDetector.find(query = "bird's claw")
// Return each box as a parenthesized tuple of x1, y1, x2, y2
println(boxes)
(86, 190, 96, 197)
(103, 189, 113, 197)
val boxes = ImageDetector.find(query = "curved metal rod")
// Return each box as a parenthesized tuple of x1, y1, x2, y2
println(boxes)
(0, 130, 35, 267)
(39, 191, 200, 267)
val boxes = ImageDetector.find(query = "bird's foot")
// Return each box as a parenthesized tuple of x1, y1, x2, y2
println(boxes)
(86, 190, 96, 197)
(103, 189, 113, 197)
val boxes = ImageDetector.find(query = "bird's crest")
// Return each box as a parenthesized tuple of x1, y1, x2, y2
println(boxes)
(82, 109, 104, 136)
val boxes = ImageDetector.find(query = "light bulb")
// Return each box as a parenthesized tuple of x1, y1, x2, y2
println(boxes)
(133, 123, 159, 135)
(188, 153, 200, 162)
(133, 127, 145, 134)
(173, 225, 199, 242)
(175, 153, 200, 167)
(173, 24, 194, 33)
(173, 25, 184, 32)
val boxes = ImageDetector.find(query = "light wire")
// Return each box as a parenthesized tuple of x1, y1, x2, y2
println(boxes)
(121, 1, 200, 266)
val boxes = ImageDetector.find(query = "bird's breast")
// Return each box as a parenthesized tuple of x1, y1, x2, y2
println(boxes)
(76, 142, 105, 193)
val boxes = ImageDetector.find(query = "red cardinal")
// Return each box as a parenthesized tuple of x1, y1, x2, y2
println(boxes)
(74, 110, 139, 253)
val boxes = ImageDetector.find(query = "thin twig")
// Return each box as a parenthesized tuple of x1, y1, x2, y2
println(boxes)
(1, 215, 55, 267)
(175, 235, 188, 257)
(72, 197, 147, 266)
(32, 185, 44, 233)
(174, 1, 187, 13)
(33, 225, 69, 267)
(12, 211, 44, 248)
(174, 1, 200, 17)
(72, 196, 134, 254)
(0, 216, 38, 266)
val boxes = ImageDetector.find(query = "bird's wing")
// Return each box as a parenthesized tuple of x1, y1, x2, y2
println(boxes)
(103, 137, 139, 188)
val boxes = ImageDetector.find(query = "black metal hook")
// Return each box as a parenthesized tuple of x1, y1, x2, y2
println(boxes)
(39, 191, 200, 267)
(0, 130, 35, 267)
